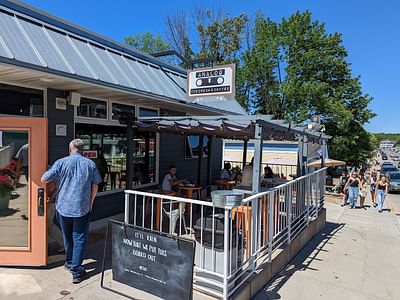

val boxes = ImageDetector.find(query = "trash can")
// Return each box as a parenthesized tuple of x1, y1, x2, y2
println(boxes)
(193, 214, 243, 273)
(211, 190, 243, 208)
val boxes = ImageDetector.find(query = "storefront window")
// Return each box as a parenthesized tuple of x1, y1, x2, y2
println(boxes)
(185, 135, 209, 159)
(139, 107, 158, 117)
(112, 103, 135, 121)
(77, 97, 107, 119)
(75, 123, 157, 192)
(0, 83, 43, 117)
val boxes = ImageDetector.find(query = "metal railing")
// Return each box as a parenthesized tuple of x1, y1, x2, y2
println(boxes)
(225, 160, 297, 179)
(123, 167, 326, 299)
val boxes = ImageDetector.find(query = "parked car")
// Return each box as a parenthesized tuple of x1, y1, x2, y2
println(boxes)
(387, 171, 400, 193)
(381, 165, 398, 177)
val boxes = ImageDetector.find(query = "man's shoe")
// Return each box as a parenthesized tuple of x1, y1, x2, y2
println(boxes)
(64, 263, 71, 270)
(72, 276, 82, 284)
(72, 270, 86, 284)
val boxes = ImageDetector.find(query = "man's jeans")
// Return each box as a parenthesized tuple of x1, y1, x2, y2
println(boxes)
(348, 187, 359, 208)
(58, 212, 90, 278)
(377, 190, 386, 211)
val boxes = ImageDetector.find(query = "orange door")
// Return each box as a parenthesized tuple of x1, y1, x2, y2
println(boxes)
(0, 118, 48, 266)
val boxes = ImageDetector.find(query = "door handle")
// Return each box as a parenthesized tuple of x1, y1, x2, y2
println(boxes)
(38, 188, 45, 216)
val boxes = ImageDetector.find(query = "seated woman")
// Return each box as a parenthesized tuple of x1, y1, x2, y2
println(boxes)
(263, 165, 274, 179)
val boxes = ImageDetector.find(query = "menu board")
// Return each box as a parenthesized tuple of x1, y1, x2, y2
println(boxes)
(111, 221, 195, 300)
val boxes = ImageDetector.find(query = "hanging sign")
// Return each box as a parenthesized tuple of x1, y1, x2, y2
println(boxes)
(187, 64, 235, 98)
(82, 150, 97, 159)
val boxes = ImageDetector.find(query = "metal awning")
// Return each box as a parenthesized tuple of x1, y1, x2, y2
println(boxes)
(137, 115, 330, 142)
(0, 1, 248, 116)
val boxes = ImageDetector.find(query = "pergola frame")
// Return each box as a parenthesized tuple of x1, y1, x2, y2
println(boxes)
(124, 113, 330, 257)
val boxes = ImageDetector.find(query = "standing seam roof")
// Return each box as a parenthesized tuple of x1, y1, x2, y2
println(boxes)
(0, 3, 189, 101)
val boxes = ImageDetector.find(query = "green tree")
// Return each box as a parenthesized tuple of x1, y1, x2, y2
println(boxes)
(124, 32, 171, 54)
(238, 11, 376, 165)
(196, 9, 248, 63)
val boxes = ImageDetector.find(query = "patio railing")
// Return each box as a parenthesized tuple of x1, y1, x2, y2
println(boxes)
(224, 160, 297, 179)
(123, 167, 326, 299)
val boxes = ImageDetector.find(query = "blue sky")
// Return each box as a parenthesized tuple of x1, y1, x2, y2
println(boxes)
(22, 0, 400, 133)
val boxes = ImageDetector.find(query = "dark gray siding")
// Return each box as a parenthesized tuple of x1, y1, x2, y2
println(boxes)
(158, 133, 223, 186)
(158, 108, 223, 186)
(46, 88, 74, 164)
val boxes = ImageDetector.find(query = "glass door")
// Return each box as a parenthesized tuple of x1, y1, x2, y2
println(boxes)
(0, 117, 47, 266)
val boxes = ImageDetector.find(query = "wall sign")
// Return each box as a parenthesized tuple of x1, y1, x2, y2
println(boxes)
(55, 97, 67, 110)
(106, 220, 195, 300)
(187, 64, 235, 98)
(55, 124, 67, 136)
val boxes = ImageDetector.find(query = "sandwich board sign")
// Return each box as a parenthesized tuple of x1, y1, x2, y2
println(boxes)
(101, 220, 195, 300)
(187, 64, 235, 98)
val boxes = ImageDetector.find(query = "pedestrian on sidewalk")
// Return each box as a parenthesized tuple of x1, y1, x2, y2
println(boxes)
(41, 139, 102, 284)
(375, 175, 389, 213)
(370, 171, 378, 207)
(359, 173, 369, 208)
(340, 171, 349, 206)
(344, 171, 361, 209)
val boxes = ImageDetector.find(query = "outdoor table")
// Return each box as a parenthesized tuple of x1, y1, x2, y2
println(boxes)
(178, 185, 202, 199)
(178, 185, 203, 216)
(215, 179, 236, 190)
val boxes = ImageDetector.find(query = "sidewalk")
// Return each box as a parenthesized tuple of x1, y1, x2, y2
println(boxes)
(1, 193, 399, 300)
(254, 193, 400, 300)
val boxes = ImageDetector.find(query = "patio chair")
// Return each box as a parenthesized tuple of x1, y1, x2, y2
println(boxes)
(162, 201, 188, 235)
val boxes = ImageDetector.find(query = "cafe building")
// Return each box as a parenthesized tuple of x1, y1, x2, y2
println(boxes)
(0, 1, 249, 265)
(0, 4, 330, 299)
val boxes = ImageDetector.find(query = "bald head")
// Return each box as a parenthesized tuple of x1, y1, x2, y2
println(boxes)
(69, 139, 84, 154)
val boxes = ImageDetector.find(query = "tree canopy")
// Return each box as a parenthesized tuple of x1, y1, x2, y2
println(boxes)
(124, 32, 171, 54)
(124, 9, 376, 166)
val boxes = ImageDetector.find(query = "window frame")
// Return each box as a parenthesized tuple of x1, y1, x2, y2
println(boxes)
(184, 135, 209, 160)
(75, 96, 108, 120)
(0, 80, 47, 118)
(74, 101, 160, 195)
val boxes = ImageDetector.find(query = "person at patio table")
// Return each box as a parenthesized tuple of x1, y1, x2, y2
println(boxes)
(161, 164, 186, 193)
(220, 162, 234, 180)
(263, 165, 274, 179)
(241, 157, 262, 188)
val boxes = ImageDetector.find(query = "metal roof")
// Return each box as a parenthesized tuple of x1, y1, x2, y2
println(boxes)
(0, 1, 248, 115)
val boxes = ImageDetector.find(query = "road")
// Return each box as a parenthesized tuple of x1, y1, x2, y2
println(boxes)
(254, 190, 400, 300)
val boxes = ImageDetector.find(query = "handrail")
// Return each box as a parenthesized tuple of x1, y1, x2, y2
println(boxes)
(124, 189, 214, 207)
(122, 167, 326, 300)
(242, 167, 327, 203)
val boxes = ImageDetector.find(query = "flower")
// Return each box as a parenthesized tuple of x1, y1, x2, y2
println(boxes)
(0, 163, 16, 195)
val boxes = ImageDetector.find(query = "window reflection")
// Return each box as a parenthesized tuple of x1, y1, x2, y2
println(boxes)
(112, 103, 135, 121)
(185, 135, 209, 159)
(0, 130, 29, 247)
(0, 83, 43, 117)
(75, 124, 157, 191)
(77, 98, 107, 119)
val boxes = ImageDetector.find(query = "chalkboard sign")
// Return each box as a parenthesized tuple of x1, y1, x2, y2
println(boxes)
(110, 220, 195, 300)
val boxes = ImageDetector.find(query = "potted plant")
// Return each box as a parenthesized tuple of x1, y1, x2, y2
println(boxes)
(0, 162, 17, 210)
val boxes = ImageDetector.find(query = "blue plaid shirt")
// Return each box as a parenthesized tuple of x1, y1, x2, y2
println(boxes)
(43, 153, 102, 217)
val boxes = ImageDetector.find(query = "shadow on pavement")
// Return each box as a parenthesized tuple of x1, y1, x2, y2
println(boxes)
(253, 221, 345, 300)
(0, 208, 20, 217)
